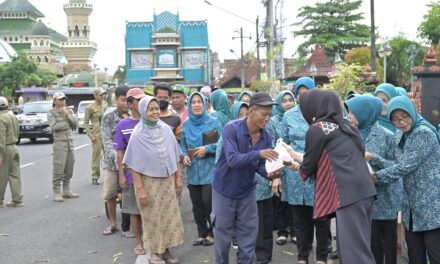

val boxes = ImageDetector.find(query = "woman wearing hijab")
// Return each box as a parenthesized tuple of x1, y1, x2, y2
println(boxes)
(395, 87, 408, 97)
(345, 95, 402, 264)
(237, 91, 253, 104)
(211, 89, 232, 127)
(367, 96, 440, 264)
(123, 96, 184, 264)
(266, 90, 296, 247)
(181, 92, 223, 247)
(375, 83, 399, 133)
(278, 78, 331, 264)
(285, 89, 377, 264)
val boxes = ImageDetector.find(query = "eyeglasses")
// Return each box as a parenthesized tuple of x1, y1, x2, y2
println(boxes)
(391, 115, 411, 124)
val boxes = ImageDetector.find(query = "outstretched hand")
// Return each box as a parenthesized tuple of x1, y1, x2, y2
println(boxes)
(260, 149, 279, 162)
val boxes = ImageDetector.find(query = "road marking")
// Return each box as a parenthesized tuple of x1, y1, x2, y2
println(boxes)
(74, 144, 90, 150)
(20, 162, 34, 169)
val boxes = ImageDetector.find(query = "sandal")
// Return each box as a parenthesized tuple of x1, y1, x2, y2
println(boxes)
(102, 226, 118, 235)
(276, 235, 287, 245)
(162, 255, 179, 264)
(121, 231, 135, 238)
(149, 254, 165, 264)
(134, 244, 146, 255)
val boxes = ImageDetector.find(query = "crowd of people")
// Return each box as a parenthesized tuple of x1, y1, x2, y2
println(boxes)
(1, 79, 440, 264)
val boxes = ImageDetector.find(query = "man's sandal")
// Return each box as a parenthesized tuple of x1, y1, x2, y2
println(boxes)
(102, 226, 118, 235)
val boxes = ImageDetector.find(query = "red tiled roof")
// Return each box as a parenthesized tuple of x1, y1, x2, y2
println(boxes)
(289, 45, 333, 79)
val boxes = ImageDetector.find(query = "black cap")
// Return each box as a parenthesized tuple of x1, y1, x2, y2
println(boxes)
(249, 92, 276, 107)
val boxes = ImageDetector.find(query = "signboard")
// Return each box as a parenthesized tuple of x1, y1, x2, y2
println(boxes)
(182, 50, 204, 69)
(131, 51, 153, 69)
(157, 49, 176, 68)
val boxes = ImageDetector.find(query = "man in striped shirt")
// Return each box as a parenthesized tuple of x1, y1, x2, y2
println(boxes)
(113, 88, 146, 255)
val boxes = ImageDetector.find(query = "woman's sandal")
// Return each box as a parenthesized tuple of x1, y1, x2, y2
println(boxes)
(134, 244, 146, 255)
(149, 254, 165, 264)
(102, 226, 118, 235)
(162, 255, 179, 264)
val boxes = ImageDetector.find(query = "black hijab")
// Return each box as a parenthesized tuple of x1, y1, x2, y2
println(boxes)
(299, 89, 365, 153)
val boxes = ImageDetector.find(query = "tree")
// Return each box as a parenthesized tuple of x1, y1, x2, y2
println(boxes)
(344, 46, 384, 80)
(418, 1, 440, 45)
(385, 35, 425, 87)
(0, 54, 56, 96)
(294, 0, 370, 61)
(324, 63, 365, 100)
(113, 65, 127, 86)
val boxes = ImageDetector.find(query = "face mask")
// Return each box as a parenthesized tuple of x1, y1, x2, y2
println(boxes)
(159, 100, 169, 110)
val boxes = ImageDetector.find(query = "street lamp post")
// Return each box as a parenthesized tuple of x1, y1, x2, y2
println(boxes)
(378, 41, 393, 83)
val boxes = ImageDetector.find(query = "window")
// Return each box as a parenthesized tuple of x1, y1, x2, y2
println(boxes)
(34, 40, 38, 46)
(83, 26, 88, 37)
(74, 25, 80, 37)
(44, 56, 48, 63)
(36, 56, 41, 63)
(40, 40, 44, 46)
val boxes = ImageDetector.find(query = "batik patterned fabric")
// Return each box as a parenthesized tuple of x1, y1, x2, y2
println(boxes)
(366, 122, 402, 220)
(373, 125, 440, 231)
(136, 175, 184, 254)
(280, 106, 314, 206)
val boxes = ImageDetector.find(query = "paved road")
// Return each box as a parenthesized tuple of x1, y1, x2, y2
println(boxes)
(0, 133, 408, 264)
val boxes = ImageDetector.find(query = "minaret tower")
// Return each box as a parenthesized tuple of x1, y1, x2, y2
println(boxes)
(61, 0, 97, 73)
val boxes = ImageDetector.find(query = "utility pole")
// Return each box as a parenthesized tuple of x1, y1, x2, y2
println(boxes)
(256, 16, 261, 81)
(275, 0, 285, 82)
(264, 0, 277, 97)
(232, 27, 251, 90)
(370, 0, 377, 75)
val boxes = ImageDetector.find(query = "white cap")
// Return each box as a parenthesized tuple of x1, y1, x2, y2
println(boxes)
(0, 96, 8, 107)
(53, 92, 66, 100)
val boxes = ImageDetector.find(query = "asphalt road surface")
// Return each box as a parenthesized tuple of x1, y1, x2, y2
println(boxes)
(0, 133, 408, 264)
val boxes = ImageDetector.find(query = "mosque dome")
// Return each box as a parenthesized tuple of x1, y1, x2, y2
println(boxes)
(31, 20, 49, 36)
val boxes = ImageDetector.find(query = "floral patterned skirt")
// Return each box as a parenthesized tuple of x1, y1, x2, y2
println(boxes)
(136, 174, 184, 254)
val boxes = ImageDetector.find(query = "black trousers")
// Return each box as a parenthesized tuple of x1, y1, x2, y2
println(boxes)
(371, 219, 398, 264)
(291, 205, 330, 262)
(256, 197, 274, 261)
(405, 228, 440, 264)
(188, 184, 213, 238)
(273, 196, 295, 237)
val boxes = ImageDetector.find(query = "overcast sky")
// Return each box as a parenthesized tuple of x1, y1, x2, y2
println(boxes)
(25, 0, 431, 73)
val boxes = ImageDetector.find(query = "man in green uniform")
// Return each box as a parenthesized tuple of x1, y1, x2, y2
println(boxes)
(84, 88, 108, 185)
(0, 96, 23, 208)
(47, 92, 79, 202)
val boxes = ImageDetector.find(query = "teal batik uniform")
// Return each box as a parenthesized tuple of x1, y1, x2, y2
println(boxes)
(345, 95, 402, 220)
(372, 96, 440, 232)
(280, 106, 314, 206)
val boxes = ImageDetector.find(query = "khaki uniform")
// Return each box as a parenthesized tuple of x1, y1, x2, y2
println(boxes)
(84, 101, 107, 180)
(0, 110, 22, 204)
(47, 108, 78, 191)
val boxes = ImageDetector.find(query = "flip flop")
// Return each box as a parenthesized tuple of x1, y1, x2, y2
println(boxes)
(102, 226, 118, 235)
(149, 254, 165, 264)
(134, 245, 146, 255)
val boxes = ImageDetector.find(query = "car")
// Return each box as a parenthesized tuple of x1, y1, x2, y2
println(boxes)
(76, 100, 94, 134)
(16, 101, 53, 144)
